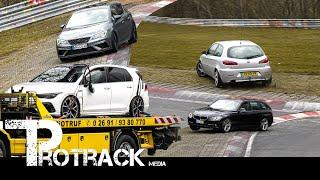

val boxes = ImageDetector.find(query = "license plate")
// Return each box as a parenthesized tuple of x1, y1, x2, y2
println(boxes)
(72, 44, 87, 50)
(241, 72, 258, 78)
(196, 120, 204, 124)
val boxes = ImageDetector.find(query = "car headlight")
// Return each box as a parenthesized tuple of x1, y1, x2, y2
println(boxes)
(37, 93, 62, 99)
(90, 31, 108, 42)
(57, 39, 69, 46)
(188, 113, 193, 119)
(209, 116, 223, 121)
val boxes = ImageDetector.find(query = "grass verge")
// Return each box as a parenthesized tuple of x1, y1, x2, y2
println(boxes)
(132, 22, 320, 96)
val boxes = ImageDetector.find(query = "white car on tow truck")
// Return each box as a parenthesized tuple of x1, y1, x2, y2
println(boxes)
(7, 64, 149, 118)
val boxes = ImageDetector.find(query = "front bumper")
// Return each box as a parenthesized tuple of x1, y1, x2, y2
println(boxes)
(219, 66, 272, 83)
(40, 97, 62, 117)
(57, 39, 112, 59)
(188, 118, 221, 129)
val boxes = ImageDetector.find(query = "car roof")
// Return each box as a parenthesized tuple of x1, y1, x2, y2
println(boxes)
(214, 40, 258, 48)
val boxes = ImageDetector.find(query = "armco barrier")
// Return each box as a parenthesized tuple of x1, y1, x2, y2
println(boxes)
(143, 16, 320, 28)
(0, 0, 102, 32)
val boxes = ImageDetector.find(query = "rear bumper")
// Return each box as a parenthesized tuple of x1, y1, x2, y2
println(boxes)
(57, 39, 112, 59)
(219, 66, 272, 83)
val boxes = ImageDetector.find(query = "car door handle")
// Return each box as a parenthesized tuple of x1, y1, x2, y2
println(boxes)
(127, 86, 132, 89)
(104, 87, 111, 90)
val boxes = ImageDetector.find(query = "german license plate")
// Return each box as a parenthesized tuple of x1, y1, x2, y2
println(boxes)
(241, 72, 258, 78)
(196, 120, 204, 124)
(72, 43, 87, 50)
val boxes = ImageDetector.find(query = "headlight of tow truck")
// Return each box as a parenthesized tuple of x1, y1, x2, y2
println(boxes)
(37, 93, 62, 99)
(209, 116, 223, 121)
(57, 39, 69, 47)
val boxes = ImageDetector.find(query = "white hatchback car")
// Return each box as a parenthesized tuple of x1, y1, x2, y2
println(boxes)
(197, 40, 272, 87)
(7, 64, 149, 118)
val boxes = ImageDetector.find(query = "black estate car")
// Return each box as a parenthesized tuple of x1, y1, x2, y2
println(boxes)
(56, 2, 137, 61)
(188, 99, 273, 133)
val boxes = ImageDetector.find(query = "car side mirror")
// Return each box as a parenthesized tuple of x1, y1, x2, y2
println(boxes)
(88, 82, 95, 93)
(201, 50, 207, 55)
(239, 108, 246, 113)
(60, 24, 66, 29)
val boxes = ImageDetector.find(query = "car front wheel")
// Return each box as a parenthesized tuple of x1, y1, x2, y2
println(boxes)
(128, 24, 137, 44)
(61, 96, 80, 118)
(220, 119, 232, 133)
(111, 33, 119, 52)
(196, 61, 206, 77)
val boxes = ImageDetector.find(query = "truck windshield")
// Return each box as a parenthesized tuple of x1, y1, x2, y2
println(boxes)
(31, 66, 86, 83)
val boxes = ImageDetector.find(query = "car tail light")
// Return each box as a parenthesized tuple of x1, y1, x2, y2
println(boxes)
(223, 60, 238, 65)
(259, 58, 269, 64)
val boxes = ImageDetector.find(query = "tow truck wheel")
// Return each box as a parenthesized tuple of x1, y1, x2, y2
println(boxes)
(0, 139, 9, 158)
(129, 96, 144, 117)
(115, 135, 139, 155)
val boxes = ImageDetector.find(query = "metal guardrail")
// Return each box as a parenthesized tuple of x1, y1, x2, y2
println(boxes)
(0, 0, 101, 32)
(0, 1, 29, 16)
(143, 16, 320, 28)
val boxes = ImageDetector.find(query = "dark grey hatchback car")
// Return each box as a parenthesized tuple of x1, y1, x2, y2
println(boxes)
(56, 2, 137, 61)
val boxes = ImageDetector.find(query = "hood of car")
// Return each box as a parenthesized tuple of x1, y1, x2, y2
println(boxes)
(194, 107, 230, 117)
(8, 82, 77, 94)
(59, 22, 111, 40)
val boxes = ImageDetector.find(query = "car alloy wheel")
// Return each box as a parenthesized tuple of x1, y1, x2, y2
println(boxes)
(260, 118, 269, 131)
(130, 97, 144, 117)
(221, 119, 232, 133)
(196, 62, 206, 77)
(214, 71, 223, 88)
(61, 96, 79, 118)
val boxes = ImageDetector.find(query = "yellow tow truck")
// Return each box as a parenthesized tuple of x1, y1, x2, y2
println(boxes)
(0, 93, 181, 158)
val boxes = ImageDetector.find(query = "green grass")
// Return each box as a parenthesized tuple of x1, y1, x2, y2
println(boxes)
(0, 13, 70, 59)
(131, 22, 320, 75)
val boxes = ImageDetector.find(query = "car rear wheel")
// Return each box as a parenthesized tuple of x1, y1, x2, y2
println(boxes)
(129, 96, 144, 117)
(259, 118, 269, 131)
(214, 70, 224, 88)
(61, 96, 80, 118)
(220, 119, 232, 133)
(196, 61, 206, 77)
(190, 125, 200, 131)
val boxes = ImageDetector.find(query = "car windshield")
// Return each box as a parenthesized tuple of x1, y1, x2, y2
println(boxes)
(31, 66, 86, 83)
(66, 8, 110, 28)
(228, 45, 264, 59)
(210, 100, 241, 111)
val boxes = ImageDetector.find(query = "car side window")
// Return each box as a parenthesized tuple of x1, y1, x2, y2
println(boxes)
(250, 102, 260, 111)
(208, 44, 218, 55)
(240, 102, 251, 111)
(213, 44, 223, 57)
(259, 102, 270, 110)
(108, 67, 132, 83)
(86, 68, 106, 84)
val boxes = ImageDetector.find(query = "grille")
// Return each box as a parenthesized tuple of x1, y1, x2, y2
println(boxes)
(193, 115, 208, 120)
(43, 103, 56, 113)
(68, 37, 90, 45)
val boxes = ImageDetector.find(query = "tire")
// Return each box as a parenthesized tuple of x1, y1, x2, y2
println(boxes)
(61, 96, 80, 118)
(196, 61, 206, 77)
(129, 96, 144, 117)
(111, 33, 119, 53)
(114, 135, 139, 154)
(259, 118, 269, 131)
(128, 25, 137, 44)
(0, 139, 9, 158)
(190, 125, 200, 131)
(147, 148, 156, 156)
(263, 76, 272, 87)
(214, 70, 224, 88)
(220, 119, 232, 133)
